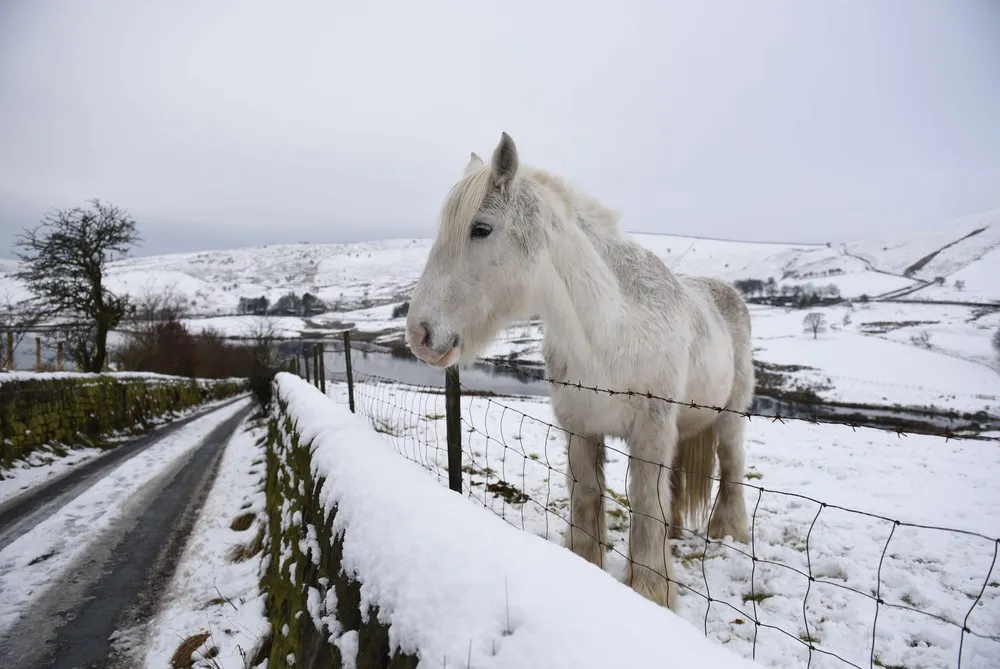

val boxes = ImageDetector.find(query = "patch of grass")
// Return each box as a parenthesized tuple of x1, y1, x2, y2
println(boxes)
(171, 632, 210, 669)
(371, 417, 404, 436)
(203, 597, 228, 608)
(744, 467, 763, 480)
(606, 488, 630, 509)
(741, 591, 773, 605)
(485, 480, 530, 504)
(799, 633, 820, 644)
(873, 655, 908, 669)
(527, 453, 540, 461)
(424, 413, 445, 421)
(228, 524, 266, 563)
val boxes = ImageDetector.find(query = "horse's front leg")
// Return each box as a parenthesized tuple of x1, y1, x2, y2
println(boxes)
(561, 432, 607, 567)
(623, 410, 679, 611)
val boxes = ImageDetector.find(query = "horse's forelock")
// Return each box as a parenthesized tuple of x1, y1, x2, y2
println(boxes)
(435, 166, 494, 258)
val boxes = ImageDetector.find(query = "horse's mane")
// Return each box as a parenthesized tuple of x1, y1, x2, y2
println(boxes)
(526, 167, 622, 234)
(437, 164, 623, 253)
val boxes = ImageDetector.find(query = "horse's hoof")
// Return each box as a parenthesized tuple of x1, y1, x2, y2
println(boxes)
(626, 565, 678, 612)
(707, 515, 750, 544)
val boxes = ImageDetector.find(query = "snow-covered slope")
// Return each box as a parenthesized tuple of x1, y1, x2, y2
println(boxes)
(1, 211, 999, 315)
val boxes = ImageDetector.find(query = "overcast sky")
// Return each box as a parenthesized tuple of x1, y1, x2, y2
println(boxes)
(1, 1, 998, 258)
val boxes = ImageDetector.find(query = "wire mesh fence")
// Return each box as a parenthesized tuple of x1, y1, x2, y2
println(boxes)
(295, 333, 1000, 669)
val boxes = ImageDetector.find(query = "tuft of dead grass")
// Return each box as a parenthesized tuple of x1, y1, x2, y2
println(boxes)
(171, 632, 210, 668)
(228, 524, 266, 563)
(230, 512, 255, 532)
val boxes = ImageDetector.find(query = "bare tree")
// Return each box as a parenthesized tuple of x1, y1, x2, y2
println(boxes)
(13, 199, 141, 372)
(954, 280, 965, 292)
(0, 288, 43, 369)
(802, 312, 827, 339)
(240, 315, 283, 410)
(240, 315, 281, 373)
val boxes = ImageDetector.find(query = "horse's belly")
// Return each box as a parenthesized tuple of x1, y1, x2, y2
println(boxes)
(550, 387, 632, 438)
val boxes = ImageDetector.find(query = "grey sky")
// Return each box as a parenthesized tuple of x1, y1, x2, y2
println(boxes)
(1, 0, 998, 258)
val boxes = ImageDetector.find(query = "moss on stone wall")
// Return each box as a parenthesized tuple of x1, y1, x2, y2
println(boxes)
(0, 374, 247, 468)
(263, 395, 419, 669)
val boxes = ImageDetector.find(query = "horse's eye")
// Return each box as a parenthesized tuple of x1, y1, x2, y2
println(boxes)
(471, 222, 493, 239)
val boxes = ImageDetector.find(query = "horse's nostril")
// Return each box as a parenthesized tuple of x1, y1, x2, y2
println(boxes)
(419, 321, 432, 347)
(452, 335, 460, 348)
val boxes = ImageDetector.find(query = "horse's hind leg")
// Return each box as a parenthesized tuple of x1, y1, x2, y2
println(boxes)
(707, 411, 750, 543)
(562, 432, 607, 567)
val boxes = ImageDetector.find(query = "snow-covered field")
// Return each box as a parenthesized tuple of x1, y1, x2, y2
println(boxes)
(0, 399, 251, 637)
(142, 413, 270, 669)
(326, 378, 1000, 669)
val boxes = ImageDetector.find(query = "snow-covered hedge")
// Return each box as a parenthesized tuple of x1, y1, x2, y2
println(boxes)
(263, 372, 761, 668)
(0, 371, 248, 468)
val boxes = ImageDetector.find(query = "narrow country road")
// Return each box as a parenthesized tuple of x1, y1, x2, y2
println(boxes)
(0, 395, 248, 553)
(0, 398, 253, 669)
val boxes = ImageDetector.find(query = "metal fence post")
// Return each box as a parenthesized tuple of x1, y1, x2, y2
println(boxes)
(343, 330, 355, 413)
(445, 365, 462, 493)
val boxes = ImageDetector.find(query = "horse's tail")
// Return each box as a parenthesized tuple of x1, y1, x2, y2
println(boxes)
(672, 426, 718, 534)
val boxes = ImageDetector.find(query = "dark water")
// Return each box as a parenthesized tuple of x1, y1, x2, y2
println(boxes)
(284, 339, 999, 436)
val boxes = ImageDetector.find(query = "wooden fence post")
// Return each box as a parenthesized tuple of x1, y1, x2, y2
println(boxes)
(57, 342, 64, 371)
(343, 330, 355, 413)
(445, 365, 462, 493)
(5, 331, 12, 370)
(303, 348, 311, 384)
(318, 342, 326, 393)
(35, 337, 41, 371)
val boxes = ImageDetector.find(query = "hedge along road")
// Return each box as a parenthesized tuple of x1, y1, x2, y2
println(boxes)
(0, 397, 254, 669)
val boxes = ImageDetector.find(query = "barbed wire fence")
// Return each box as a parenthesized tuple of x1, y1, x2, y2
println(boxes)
(293, 332, 1000, 669)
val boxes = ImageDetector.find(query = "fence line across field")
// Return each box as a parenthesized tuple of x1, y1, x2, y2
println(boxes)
(287, 331, 999, 669)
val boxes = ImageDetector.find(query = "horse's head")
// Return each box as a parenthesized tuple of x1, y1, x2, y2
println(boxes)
(406, 132, 546, 367)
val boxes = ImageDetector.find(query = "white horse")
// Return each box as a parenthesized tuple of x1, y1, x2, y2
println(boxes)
(405, 132, 753, 611)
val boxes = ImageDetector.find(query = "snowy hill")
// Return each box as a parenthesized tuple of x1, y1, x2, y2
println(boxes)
(1, 209, 998, 316)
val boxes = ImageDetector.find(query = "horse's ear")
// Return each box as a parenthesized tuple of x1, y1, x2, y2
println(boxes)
(464, 152, 484, 176)
(490, 132, 519, 190)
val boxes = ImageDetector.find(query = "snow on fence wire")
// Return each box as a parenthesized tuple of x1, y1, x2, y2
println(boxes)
(298, 334, 1000, 669)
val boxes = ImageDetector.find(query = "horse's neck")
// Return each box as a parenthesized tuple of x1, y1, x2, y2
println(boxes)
(537, 203, 625, 371)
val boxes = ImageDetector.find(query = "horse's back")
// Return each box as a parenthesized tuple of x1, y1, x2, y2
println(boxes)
(682, 275, 755, 407)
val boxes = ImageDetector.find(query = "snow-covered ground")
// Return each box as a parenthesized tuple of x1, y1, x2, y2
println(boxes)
(142, 413, 270, 669)
(0, 399, 251, 637)
(326, 378, 1000, 669)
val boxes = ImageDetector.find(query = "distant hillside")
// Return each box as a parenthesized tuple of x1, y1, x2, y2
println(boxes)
(2, 210, 998, 315)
